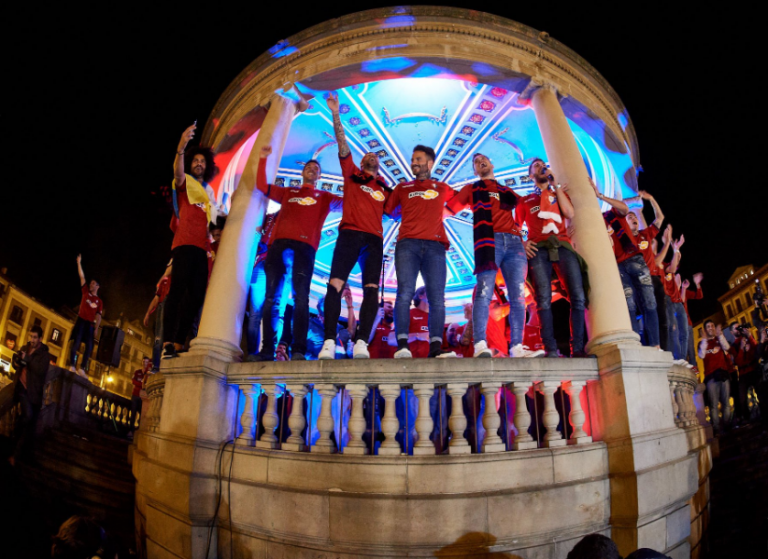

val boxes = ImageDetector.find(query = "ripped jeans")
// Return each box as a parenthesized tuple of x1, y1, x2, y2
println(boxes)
(618, 254, 660, 347)
(474, 233, 527, 348)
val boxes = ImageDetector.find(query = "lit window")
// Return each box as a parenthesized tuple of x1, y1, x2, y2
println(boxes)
(50, 328, 62, 346)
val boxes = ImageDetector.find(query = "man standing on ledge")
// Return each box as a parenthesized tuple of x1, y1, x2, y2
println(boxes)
(319, 92, 391, 360)
(516, 159, 587, 357)
(69, 254, 102, 376)
(384, 145, 456, 359)
(162, 124, 218, 359)
(255, 146, 342, 361)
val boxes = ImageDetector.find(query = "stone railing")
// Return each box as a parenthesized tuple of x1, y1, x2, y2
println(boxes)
(226, 358, 599, 455)
(667, 365, 701, 429)
(141, 371, 165, 433)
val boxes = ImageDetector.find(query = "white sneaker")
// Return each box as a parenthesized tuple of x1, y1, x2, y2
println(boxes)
(77, 368, 87, 377)
(474, 340, 493, 358)
(511, 343, 545, 358)
(353, 339, 370, 359)
(318, 339, 336, 360)
(436, 351, 457, 359)
(69, 366, 77, 373)
(394, 347, 412, 359)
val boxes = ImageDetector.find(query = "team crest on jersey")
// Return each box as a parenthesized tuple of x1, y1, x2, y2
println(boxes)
(408, 189, 439, 200)
(639, 240, 649, 250)
(361, 185, 385, 201)
(607, 226, 614, 235)
(289, 197, 318, 206)
(531, 205, 540, 213)
(420, 326, 429, 332)
(489, 192, 499, 200)
(548, 195, 556, 204)
(666, 273, 673, 281)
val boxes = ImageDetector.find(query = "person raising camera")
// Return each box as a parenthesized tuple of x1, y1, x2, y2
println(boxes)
(728, 322, 758, 424)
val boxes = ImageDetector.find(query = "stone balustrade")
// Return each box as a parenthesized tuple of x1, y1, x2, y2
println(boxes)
(226, 358, 598, 456)
(667, 365, 701, 430)
(142, 371, 165, 433)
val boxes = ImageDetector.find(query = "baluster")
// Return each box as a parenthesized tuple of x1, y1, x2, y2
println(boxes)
(446, 383, 471, 454)
(682, 384, 695, 426)
(480, 383, 504, 453)
(283, 384, 308, 452)
(155, 387, 164, 432)
(670, 381, 680, 426)
(413, 384, 435, 455)
(538, 381, 566, 448)
(236, 385, 259, 446)
(345, 384, 369, 455)
(674, 383, 688, 428)
(511, 382, 537, 450)
(564, 381, 592, 444)
(378, 385, 402, 456)
(85, 394, 91, 414)
(256, 384, 280, 449)
(312, 384, 338, 454)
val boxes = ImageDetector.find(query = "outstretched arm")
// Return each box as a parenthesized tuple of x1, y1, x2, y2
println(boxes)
(667, 235, 684, 274)
(76, 254, 86, 287)
(174, 125, 196, 184)
(655, 225, 672, 269)
(590, 177, 628, 215)
(344, 289, 356, 339)
(327, 93, 351, 158)
(640, 190, 664, 228)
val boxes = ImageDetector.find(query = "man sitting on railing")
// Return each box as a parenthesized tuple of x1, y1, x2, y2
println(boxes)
(11, 325, 50, 464)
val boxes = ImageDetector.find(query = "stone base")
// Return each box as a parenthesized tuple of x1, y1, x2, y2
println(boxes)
(513, 440, 538, 451)
(281, 442, 307, 452)
(376, 446, 401, 456)
(481, 442, 506, 453)
(342, 446, 368, 455)
(449, 444, 472, 455)
(568, 435, 593, 445)
(412, 446, 435, 456)
(255, 440, 279, 450)
(543, 438, 567, 448)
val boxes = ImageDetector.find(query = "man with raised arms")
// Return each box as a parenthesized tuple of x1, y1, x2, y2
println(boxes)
(384, 145, 456, 358)
(515, 159, 587, 357)
(318, 92, 392, 360)
(447, 153, 541, 358)
(254, 146, 342, 361)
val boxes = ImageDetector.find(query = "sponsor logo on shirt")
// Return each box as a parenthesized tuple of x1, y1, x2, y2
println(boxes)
(639, 240, 649, 250)
(86, 298, 99, 309)
(666, 273, 673, 281)
(420, 326, 429, 332)
(607, 226, 615, 235)
(489, 192, 499, 200)
(288, 197, 318, 206)
(408, 189, 439, 200)
(706, 346, 720, 355)
(360, 185, 385, 201)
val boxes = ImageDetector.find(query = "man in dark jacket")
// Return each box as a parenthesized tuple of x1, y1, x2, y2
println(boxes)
(12, 325, 51, 462)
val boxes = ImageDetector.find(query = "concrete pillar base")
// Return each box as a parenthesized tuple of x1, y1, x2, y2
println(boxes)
(188, 336, 242, 363)
(586, 329, 641, 353)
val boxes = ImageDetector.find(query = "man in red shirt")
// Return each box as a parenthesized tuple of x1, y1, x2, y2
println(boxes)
(384, 145, 456, 359)
(515, 158, 586, 357)
(254, 145, 343, 361)
(162, 124, 219, 359)
(130, 356, 151, 430)
(699, 320, 732, 434)
(144, 261, 172, 372)
(728, 322, 758, 423)
(447, 153, 538, 358)
(368, 301, 396, 359)
(442, 303, 475, 358)
(681, 273, 704, 363)
(387, 286, 433, 358)
(69, 254, 103, 376)
(319, 93, 392, 360)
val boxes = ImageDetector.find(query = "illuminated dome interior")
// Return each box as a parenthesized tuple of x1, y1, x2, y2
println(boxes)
(216, 76, 637, 321)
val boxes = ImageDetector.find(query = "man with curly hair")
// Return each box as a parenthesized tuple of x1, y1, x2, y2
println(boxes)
(161, 124, 220, 359)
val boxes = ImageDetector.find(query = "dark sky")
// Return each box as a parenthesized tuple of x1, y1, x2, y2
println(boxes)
(2, 3, 760, 325)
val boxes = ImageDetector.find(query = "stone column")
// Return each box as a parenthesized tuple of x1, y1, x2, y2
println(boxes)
(191, 94, 298, 361)
(256, 384, 280, 449)
(236, 385, 260, 446)
(527, 83, 637, 350)
(313, 384, 338, 454)
(283, 384, 307, 452)
(538, 381, 566, 448)
(412, 384, 435, 456)
(446, 383, 471, 455)
(378, 385, 403, 456)
(563, 381, 592, 445)
(480, 383, 505, 453)
(511, 382, 537, 450)
(345, 384, 369, 455)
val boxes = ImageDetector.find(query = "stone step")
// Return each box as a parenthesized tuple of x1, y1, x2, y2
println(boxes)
(38, 434, 134, 479)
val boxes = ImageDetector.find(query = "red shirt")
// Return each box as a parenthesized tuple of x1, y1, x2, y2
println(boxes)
(257, 159, 342, 250)
(132, 369, 147, 397)
(78, 284, 103, 323)
(408, 308, 430, 358)
(446, 180, 522, 236)
(682, 286, 703, 325)
(171, 177, 210, 251)
(663, 269, 680, 300)
(701, 337, 730, 378)
(635, 224, 660, 275)
(156, 277, 171, 303)
(384, 179, 453, 248)
(486, 315, 509, 356)
(515, 191, 572, 244)
(338, 155, 391, 237)
(729, 335, 757, 376)
(368, 322, 396, 359)
(603, 210, 639, 263)
(442, 324, 474, 357)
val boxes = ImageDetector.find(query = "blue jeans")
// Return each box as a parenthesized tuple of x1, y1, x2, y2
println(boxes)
(70, 317, 95, 370)
(706, 377, 731, 433)
(618, 255, 660, 347)
(474, 233, 527, 347)
(246, 261, 291, 356)
(528, 246, 586, 354)
(668, 301, 689, 360)
(394, 238, 446, 344)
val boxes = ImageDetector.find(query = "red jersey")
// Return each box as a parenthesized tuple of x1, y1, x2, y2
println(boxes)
(384, 179, 453, 248)
(683, 286, 702, 325)
(729, 335, 757, 376)
(132, 369, 147, 397)
(368, 322, 396, 359)
(486, 315, 509, 357)
(701, 337, 731, 379)
(446, 180, 522, 236)
(78, 284, 103, 323)
(635, 224, 660, 275)
(408, 308, 430, 358)
(257, 159, 342, 250)
(603, 210, 639, 263)
(515, 191, 572, 244)
(663, 269, 680, 300)
(442, 324, 474, 357)
(171, 177, 210, 251)
(338, 155, 391, 237)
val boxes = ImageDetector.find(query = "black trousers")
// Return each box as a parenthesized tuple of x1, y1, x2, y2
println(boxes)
(163, 245, 208, 345)
(69, 317, 95, 370)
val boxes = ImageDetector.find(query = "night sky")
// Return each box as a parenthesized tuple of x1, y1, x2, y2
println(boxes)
(3, 3, 760, 326)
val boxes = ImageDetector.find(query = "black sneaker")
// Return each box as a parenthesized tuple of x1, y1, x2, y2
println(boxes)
(291, 353, 306, 361)
(544, 350, 562, 358)
(162, 343, 177, 359)
(251, 354, 274, 362)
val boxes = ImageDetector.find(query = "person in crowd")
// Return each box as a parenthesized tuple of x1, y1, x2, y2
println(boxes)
(681, 273, 703, 364)
(275, 341, 290, 362)
(308, 287, 356, 359)
(367, 300, 396, 359)
(11, 325, 50, 464)
(319, 92, 391, 360)
(209, 221, 223, 256)
(384, 145, 456, 359)
(51, 516, 110, 559)
(756, 327, 768, 427)
(162, 124, 219, 359)
(144, 261, 172, 372)
(69, 254, 103, 376)
(751, 284, 768, 331)
(596, 181, 660, 348)
(442, 303, 474, 357)
(656, 234, 683, 357)
(254, 145, 342, 361)
(728, 321, 758, 423)
(446, 153, 537, 358)
(699, 320, 732, 434)
(565, 533, 621, 559)
(515, 159, 587, 357)
(624, 548, 672, 559)
(130, 356, 151, 430)
(663, 237, 689, 361)
(388, 286, 436, 358)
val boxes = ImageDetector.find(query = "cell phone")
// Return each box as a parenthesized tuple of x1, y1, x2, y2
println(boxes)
(193, 119, 197, 126)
